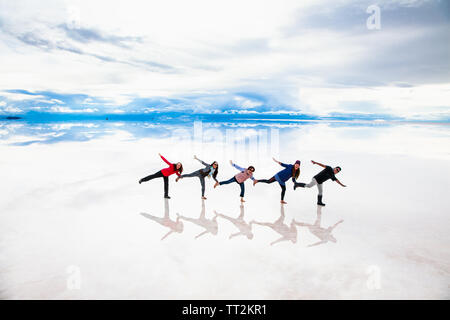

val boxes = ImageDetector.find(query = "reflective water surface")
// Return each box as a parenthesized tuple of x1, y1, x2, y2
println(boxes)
(0, 119, 449, 299)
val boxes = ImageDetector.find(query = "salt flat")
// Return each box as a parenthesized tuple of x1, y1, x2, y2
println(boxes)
(0, 121, 449, 299)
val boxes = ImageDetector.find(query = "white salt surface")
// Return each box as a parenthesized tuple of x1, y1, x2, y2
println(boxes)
(0, 123, 449, 299)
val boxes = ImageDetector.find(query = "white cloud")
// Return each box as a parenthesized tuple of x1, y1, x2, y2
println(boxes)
(1, 106, 23, 113)
(299, 84, 450, 118)
(50, 106, 98, 113)
(0, 0, 448, 117)
(0, 91, 45, 101)
(233, 96, 263, 109)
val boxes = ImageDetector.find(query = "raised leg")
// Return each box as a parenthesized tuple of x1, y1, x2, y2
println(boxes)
(140, 170, 163, 183)
(306, 178, 318, 188)
(140, 213, 165, 225)
(219, 176, 236, 185)
(251, 221, 274, 228)
(180, 171, 201, 178)
(258, 177, 276, 184)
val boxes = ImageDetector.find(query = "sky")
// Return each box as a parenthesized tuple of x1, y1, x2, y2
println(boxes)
(0, 0, 449, 119)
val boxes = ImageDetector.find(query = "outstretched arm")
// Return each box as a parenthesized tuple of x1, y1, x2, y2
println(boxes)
(308, 240, 327, 247)
(330, 219, 344, 231)
(194, 155, 208, 167)
(159, 153, 171, 165)
(294, 221, 312, 227)
(270, 236, 288, 246)
(335, 178, 347, 187)
(231, 161, 245, 172)
(311, 160, 326, 168)
(161, 230, 174, 240)
(273, 157, 288, 168)
(195, 230, 209, 239)
(229, 232, 244, 239)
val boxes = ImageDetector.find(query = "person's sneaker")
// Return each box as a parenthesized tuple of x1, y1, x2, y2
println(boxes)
(139, 179, 143, 184)
(164, 195, 171, 199)
(201, 196, 207, 200)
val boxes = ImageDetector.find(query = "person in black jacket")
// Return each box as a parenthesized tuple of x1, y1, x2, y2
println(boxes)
(294, 160, 346, 206)
(176, 155, 219, 200)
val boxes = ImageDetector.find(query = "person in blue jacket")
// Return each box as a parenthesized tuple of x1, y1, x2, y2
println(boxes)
(253, 158, 301, 204)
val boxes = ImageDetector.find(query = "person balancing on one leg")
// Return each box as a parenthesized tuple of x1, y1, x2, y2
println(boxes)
(214, 160, 255, 203)
(253, 158, 301, 204)
(294, 160, 346, 206)
(138, 153, 183, 199)
(176, 155, 219, 200)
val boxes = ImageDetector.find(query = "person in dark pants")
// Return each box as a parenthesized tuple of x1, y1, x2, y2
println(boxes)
(214, 160, 255, 203)
(253, 157, 301, 204)
(139, 153, 183, 199)
(294, 160, 346, 206)
(176, 155, 218, 200)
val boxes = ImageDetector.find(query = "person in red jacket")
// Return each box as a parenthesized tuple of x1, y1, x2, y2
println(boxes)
(139, 153, 183, 199)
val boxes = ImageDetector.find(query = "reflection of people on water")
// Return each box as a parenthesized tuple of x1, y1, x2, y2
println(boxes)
(251, 204, 297, 245)
(294, 205, 343, 247)
(179, 199, 218, 239)
(176, 155, 219, 200)
(215, 204, 253, 240)
(140, 198, 184, 240)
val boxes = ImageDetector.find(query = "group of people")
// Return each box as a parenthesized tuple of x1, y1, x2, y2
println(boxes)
(139, 153, 347, 206)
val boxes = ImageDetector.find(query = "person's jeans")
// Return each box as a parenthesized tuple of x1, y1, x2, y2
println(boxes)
(141, 170, 169, 197)
(305, 178, 323, 195)
(220, 176, 245, 197)
(181, 170, 206, 196)
(259, 176, 286, 200)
